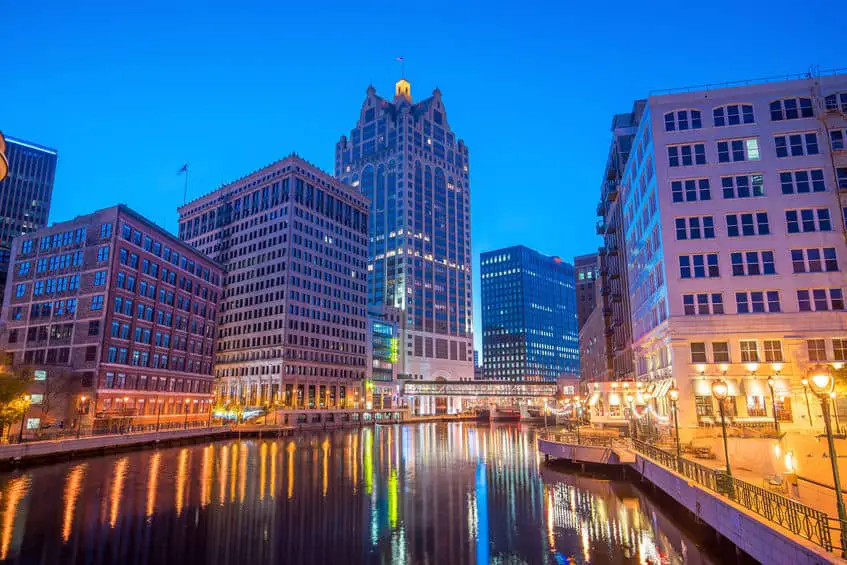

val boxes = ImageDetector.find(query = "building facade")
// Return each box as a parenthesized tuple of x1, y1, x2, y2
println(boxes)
(618, 72, 847, 437)
(574, 253, 599, 330)
(178, 155, 369, 411)
(335, 79, 474, 382)
(368, 305, 400, 408)
(480, 245, 578, 382)
(0, 136, 57, 304)
(1, 205, 222, 435)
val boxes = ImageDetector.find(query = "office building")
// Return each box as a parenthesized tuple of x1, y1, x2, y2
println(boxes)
(480, 245, 578, 381)
(574, 253, 599, 330)
(1, 205, 222, 435)
(614, 71, 847, 437)
(335, 78, 473, 382)
(368, 305, 400, 408)
(0, 136, 57, 303)
(178, 155, 369, 410)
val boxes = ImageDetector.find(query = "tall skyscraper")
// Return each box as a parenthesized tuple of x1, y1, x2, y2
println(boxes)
(480, 245, 578, 381)
(0, 136, 57, 303)
(574, 253, 598, 330)
(178, 155, 370, 410)
(0, 205, 222, 434)
(336, 79, 473, 381)
(609, 71, 847, 438)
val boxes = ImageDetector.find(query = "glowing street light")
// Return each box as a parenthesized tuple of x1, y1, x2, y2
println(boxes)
(668, 385, 681, 461)
(711, 379, 732, 480)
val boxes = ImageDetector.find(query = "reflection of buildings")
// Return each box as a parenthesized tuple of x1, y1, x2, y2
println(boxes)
(480, 245, 579, 382)
(0, 135, 57, 307)
(179, 155, 370, 411)
(0, 205, 222, 434)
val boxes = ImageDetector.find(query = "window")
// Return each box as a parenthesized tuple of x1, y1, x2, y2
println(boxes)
(833, 339, 847, 362)
(717, 138, 760, 162)
(679, 253, 719, 279)
(88, 321, 99, 336)
(832, 129, 847, 152)
(736, 290, 780, 313)
(798, 289, 845, 311)
(97, 247, 109, 263)
(770, 97, 814, 121)
(664, 109, 702, 131)
(712, 342, 730, 363)
(791, 248, 838, 273)
(721, 174, 764, 199)
(671, 178, 711, 202)
(14, 284, 25, 297)
(730, 251, 775, 276)
(747, 396, 767, 417)
(726, 213, 769, 236)
(713, 104, 754, 127)
(825, 93, 847, 113)
(667, 143, 706, 167)
(808, 339, 827, 362)
(90, 295, 104, 311)
(740, 340, 759, 362)
(786, 209, 831, 233)
(21, 240, 33, 254)
(93, 271, 107, 286)
(683, 293, 723, 315)
(675, 216, 715, 240)
(764, 340, 783, 362)
(780, 169, 826, 194)
(690, 342, 707, 363)
(695, 396, 714, 417)
(100, 223, 112, 238)
(775, 133, 819, 157)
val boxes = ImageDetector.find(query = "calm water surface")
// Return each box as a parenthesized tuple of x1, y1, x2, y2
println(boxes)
(0, 423, 727, 564)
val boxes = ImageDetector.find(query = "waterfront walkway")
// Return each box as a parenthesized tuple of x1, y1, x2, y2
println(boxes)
(538, 432, 845, 563)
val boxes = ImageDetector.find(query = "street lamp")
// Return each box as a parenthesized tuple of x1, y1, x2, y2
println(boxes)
(801, 378, 814, 428)
(155, 398, 163, 432)
(184, 398, 191, 429)
(122, 396, 130, 433)
(808, 366, 847, 557)
(17, 394, 31, 443)
(76, 395, 87, 439)
(766, 376, 780, 435)
(625, 393, 637, 441)
(668, 386, 681, 461)
(711, 379, 732, 479)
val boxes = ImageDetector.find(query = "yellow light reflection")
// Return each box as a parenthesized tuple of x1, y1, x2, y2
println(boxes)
(260, 442, 268, 501)
(287, 441, 296, 500)
(201, 445, 213, 507)
(175, 448, 189, 516)
(364, 428, 373, 495)
(270, 442, 278, 499)
(62, 464, 86, 543)
(109, 458, 129, 528)
(352, 433, 359, 493)
(238, 443, 247, 503)
(218, 442, 229, 504)
(229, 443, 238, 502)
(146, 453, 161, 518)
(0, 476, 30, 560)
(322, 438, 329, 497)
(388, 469, 398, 529)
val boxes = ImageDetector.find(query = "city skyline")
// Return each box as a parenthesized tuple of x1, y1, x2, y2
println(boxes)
(6, 2, 843, 355)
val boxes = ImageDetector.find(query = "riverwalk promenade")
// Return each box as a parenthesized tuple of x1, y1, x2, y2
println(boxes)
(539, 431, 845, 564)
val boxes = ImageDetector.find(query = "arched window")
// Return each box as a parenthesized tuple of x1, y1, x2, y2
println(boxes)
(712, 103, 754, 127)
(663, 109, 702, 132)
(769, 97, 813, 121)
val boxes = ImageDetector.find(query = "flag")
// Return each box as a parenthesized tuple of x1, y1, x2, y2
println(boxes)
(396, 56, 404, 62)
(177, 164, 188, 175)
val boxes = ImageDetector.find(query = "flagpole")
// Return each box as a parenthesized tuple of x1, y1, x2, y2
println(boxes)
(183, 166, 189, 205)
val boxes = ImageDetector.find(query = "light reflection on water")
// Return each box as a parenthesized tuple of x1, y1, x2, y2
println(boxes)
(0, 423, 724, 564)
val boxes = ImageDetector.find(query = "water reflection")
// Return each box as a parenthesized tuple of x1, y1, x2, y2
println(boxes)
(0, 423, 726, 564)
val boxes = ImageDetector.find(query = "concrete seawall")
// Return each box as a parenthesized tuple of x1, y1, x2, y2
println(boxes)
(539, 438, 841, 564)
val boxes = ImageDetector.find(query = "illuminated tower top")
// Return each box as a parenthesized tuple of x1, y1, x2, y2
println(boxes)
(394, 78, 411, 102)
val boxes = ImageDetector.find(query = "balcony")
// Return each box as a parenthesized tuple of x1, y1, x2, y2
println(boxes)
(596, 220, 607, 235)
(605, 180, 619, 201)
(596, 201, 606, 217)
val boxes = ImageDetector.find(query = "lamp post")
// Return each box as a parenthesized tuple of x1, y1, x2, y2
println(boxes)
(767, 375, 780, 435)
(711, 379, 732, 479)
(668, 386, 681, 461)
(801, 378, 814, 428)
(121, 396, 130, 433)
(625, 393, 637, 441)
(808, 367, 847, 558)
(76, 395, 87, 439)
(831, 392, 842, 435)
(155, 398, 163, 432)
(184, 398, 191, 429)
(17, 394, 31, 443)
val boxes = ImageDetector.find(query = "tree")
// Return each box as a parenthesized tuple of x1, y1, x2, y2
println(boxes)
(36, 372, 73, 431)
(0, 368, 32, 439)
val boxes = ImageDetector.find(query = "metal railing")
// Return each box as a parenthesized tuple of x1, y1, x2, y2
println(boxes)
(631, 439, 836, 553)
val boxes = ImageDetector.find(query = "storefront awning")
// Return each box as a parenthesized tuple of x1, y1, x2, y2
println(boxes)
(651, 379, 674, 399)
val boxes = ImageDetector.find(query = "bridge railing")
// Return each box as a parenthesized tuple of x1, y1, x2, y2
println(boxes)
(631, 439, 837, 554)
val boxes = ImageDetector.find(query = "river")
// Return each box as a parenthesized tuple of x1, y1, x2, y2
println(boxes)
(0, 423, 733, 564)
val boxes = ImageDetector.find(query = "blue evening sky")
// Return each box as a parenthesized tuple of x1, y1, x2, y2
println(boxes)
(4, 1, 841, 354)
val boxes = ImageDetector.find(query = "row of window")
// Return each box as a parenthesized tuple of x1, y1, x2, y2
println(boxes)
(671, 169, 833, 204)
(690, 337, 847, 364)
(663, 97, 819, 132)
(675, 208, 833, 240)
(683, 288, 844, 315)
(667, 132, 825, 168)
